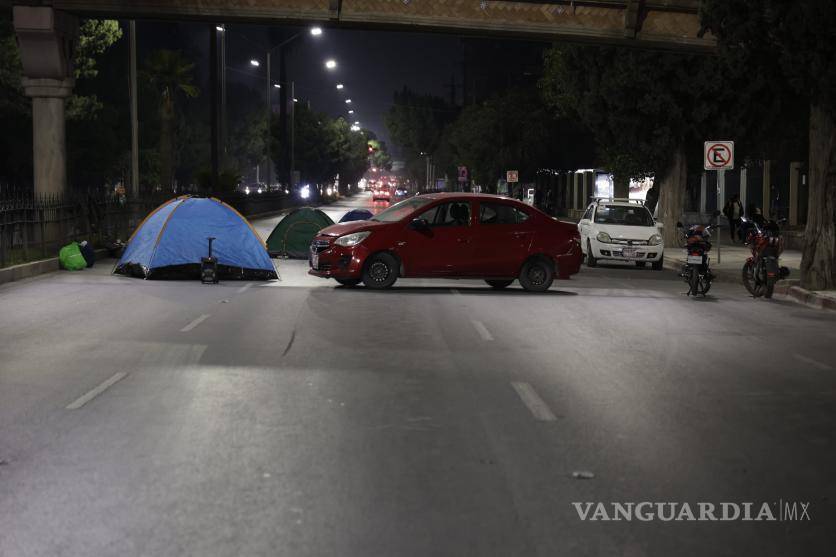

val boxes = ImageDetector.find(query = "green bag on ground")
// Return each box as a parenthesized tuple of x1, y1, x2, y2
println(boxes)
(59, 242, 87, 271)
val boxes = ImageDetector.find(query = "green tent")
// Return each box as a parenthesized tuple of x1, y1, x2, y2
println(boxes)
(266, 207, 334, 259)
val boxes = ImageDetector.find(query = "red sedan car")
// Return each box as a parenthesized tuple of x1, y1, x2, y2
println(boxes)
(371, 188, 391, 202)
(308, 193, 582, 291)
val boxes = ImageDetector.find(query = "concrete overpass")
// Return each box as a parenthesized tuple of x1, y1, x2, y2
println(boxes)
(7, 0, 713, 196)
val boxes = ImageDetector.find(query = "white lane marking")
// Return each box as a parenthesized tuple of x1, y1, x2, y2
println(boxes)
(794, 354, 834, 371)
(66, 372, 128, 410)
(180, 314, 210, 332)
(511, 382, 557, 422)
(471, 319, 493, 341)
(236, 283, 253, 294)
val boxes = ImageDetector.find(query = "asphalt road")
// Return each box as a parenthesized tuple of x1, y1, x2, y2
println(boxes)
(1, 193, 835, 556)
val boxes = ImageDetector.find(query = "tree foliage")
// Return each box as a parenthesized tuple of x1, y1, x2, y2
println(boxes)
(274, 103, 368, 190)
(74, 20, 123, 80)
(702, 0, 836, 289)
(384, 87, 456, 183)
(540, 41, 807, 245)
(142, 50, 199, 191)
(440, 88, 594, 191)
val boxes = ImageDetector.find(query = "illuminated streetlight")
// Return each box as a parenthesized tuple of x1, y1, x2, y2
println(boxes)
(273, 83, 281, 88)
(250, 59, 260, 67)
(216, 25, 225, 32)
(345, 99, 352, 104)
(325, 59, 337, 70)
(348, 109, 354, 114)
(310, 27, 323, 36)
(350, 124, 361, 132)
(336, 83, 344, 90)
(293, 98, 298, 102)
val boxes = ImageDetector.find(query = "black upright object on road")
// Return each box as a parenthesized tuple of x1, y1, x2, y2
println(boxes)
(677, 216, 719, 297)
(740, 217, 791, 299)
(201, 237, 219, 284)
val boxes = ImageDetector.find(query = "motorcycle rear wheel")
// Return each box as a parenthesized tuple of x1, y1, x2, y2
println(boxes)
(689, 269, 700, 296)
(764, 276, 776, 299)
(701, 276, 712, 295)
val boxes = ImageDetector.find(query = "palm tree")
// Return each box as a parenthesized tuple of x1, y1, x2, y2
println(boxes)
(143, 50, 199, 191)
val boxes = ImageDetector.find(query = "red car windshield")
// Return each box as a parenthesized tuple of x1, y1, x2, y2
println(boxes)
(371, 197, 434, 222)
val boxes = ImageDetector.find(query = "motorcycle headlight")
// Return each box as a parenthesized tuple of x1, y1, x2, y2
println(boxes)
(649, 234, 662, 245)
(335, 231, 371, 247)
(596, 231, 612, 244)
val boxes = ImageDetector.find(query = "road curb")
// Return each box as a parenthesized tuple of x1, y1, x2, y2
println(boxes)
(773, 280, 836, 312)
(0, 248, 110, 287)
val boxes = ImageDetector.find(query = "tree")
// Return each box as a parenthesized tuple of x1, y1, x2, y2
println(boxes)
(273, 104, 368, 189)
(442, 88, 595, 192)
(367, 138, 393, 171)
(541, 45, 721, 245)
(701, 0, 835, 290)
(0, 16, 123, 188)
(541, 42, 806, 247)
(142, 50, 199, 191)
(384, 87, 455, 183)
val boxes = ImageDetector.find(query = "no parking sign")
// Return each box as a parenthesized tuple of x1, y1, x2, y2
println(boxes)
(704, 141, 734, 171)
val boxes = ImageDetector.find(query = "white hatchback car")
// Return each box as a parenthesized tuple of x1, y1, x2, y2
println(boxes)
(577, 199, 664, 269)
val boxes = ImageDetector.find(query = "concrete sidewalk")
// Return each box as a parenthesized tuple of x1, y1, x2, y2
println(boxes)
(663, 236, 836, 312)
(662, 235, 802, 284)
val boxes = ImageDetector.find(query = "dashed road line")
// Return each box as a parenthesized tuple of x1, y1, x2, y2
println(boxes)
(471, 319, 494, 341)
(66, 372, 128, 410)
(794, 353, 834, 371)
(181, 314, 210, 332)
(511, 381, 557, 422)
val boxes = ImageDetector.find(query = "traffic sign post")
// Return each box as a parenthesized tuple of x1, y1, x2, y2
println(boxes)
(506, 170, 518, 183)
(704, 141, 734, 264)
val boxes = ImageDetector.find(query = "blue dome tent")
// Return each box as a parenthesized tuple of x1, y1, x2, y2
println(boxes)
(114, 196, 277, 280)
(339, 209, 374, 223)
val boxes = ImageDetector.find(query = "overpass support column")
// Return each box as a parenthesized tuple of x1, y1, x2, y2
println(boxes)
(23, 78, 74, 196)
(13, 6, 77, 196)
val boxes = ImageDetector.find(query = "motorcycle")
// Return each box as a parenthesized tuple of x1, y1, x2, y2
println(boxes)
(676, 218, 718, 297)
(740, 217, 790, 299)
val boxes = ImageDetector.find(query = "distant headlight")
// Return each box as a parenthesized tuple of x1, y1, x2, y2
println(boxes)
(335, 231, 371, 247)
(596, 231, 612, 243)
(649, 234, 662, 245)
(326, 187, 333, 196)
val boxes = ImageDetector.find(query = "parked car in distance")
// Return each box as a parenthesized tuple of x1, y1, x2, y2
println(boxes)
(372, 187, 391, 202)
(309, 193, 582, 291)
(577, 198, 664, 269)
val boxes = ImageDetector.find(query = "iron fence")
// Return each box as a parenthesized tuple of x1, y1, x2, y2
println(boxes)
(0, 190, 316, 269)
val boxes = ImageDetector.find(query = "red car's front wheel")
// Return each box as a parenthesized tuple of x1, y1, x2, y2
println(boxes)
(362, 252, 399, 289)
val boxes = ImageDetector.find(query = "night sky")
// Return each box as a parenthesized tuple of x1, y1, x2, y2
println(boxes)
(142, 21, 464, 152)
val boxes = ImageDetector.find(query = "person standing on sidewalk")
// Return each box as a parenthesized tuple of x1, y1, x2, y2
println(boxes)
(723, 194, 744, 243)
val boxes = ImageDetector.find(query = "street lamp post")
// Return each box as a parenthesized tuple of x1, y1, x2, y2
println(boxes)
(276, 28, 323, 188)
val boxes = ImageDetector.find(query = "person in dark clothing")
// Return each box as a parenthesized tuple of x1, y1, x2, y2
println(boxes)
(723, 194, 744, 243)
(644, 184, 659, 216)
